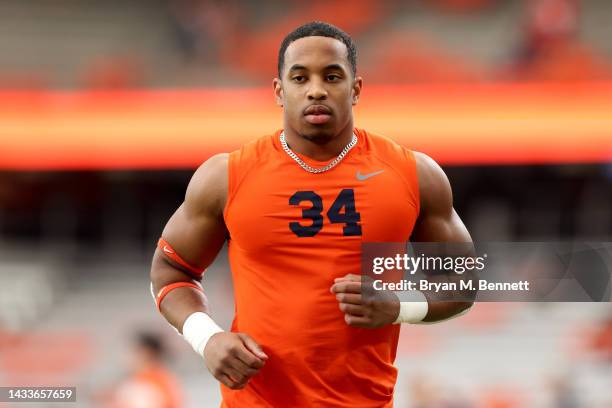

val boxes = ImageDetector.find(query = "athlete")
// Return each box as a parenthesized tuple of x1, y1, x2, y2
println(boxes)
(150, 21, 473, 407)
(94, 332, 183, 408)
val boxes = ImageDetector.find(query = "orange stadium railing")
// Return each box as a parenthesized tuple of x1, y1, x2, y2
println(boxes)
(0, 82, 611, 170)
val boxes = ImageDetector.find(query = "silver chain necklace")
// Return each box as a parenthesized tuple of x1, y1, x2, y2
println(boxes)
(279, 131, 358, 174)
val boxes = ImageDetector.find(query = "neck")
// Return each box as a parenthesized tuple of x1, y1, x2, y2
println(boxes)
(283, 121, 354, 161)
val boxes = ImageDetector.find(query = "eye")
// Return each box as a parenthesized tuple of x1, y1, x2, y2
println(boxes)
(292, 75, 305, 83)
(326, 74, 341, 82)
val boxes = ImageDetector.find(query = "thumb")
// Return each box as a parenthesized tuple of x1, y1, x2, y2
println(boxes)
(238, 333, 268, 360)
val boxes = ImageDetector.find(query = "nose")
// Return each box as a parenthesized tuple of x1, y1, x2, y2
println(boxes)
(307, 77, 328, 100)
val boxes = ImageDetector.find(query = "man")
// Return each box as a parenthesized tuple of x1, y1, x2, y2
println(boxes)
(150, 21, 473, 407)
(95, 332, 183, 408)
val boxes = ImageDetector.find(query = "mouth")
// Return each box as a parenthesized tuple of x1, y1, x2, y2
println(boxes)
(303, 104, 332, 125)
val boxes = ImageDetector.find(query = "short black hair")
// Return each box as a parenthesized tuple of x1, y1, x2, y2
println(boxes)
(278, 21, 357, 78)
(136, 332, 165, 359)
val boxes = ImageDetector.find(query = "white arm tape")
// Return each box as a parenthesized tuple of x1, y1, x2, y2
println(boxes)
(393, 290, 429, 324)
(182, 312, 224, 356)
(393, 289, 475, 325)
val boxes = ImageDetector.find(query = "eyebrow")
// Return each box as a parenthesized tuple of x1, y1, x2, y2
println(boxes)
(288, 64, 346, 73)
(324, 64, 345, 72)
(288, 64, 307, 72)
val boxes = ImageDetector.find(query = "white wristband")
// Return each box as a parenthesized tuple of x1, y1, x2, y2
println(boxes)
(182, 312, 224, 356)
(393, 291, 429, 324)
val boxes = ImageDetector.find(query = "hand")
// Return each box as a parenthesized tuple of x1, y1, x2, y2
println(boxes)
(203, 332, 268, 390)
(330, 274, 400, 328)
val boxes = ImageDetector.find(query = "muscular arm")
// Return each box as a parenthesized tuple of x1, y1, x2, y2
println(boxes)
(331, 152, 474, 328)
(150, 153, 229, 332)
(150, 153, 266, 390)
(411, 152, 474, 322)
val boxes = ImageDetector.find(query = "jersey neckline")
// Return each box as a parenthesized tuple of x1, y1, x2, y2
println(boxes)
(271, 128, 365, 168)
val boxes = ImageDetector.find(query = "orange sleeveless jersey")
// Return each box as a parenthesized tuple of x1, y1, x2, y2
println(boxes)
(221, 128, 420, 407)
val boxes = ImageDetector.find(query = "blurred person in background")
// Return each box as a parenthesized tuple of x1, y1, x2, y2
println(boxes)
(169, 0, 241, 64)
(406, 375, 474, 408)
(548, 373, 579, 408)
(523, 0, 579, 57)
(589, 313, 612, 362)
(509, 0, 612, 81)
(94, 332, 183, 408)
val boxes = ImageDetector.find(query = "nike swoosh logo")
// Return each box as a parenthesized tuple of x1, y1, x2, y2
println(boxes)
(163, 245, 175, 254)
(356, 170, 384, 181)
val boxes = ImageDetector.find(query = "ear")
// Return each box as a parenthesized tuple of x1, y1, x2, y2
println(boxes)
(351, 76, 363, 106)
(273, 78, 283, 107)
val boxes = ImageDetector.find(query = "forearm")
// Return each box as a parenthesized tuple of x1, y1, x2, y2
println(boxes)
(422, 300, 472, 323)
(150, 250, 211, 333)
(419, 265, 476, 323)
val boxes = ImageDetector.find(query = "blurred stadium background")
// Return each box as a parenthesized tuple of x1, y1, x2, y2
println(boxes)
(0, 0, 611, 407)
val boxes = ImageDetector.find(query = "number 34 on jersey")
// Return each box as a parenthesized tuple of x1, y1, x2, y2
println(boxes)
(289, 188, 362, 237)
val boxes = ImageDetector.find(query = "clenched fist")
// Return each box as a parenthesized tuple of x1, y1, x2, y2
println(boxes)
(330, 274, 400, 328)
(203, 332, 268, 390)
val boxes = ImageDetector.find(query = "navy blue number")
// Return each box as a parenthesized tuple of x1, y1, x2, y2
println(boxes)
(289, 189, 362, 237)
(289, 191, 324, 237)
(327, 189, 362, 236)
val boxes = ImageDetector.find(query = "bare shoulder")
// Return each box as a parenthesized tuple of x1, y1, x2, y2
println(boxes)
(413, 151, 452, 214)
(185, 153, 229, 217)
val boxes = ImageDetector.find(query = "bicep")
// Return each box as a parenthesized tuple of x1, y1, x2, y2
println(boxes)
(411, 152, 471, 243)
(158, 154, 229, 276)
(412, 207, 471, 242)
(161, 202, 227, 271)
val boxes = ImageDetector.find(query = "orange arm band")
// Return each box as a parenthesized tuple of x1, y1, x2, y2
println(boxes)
(155, 281, 204, 312)
(157, 238, 205, 278)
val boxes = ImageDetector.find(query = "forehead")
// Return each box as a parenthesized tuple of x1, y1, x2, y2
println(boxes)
(284, 36, 349, 72)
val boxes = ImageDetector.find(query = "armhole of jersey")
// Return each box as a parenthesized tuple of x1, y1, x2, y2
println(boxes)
(222, 150, 239, 222)
(403, 148, 421, 218)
